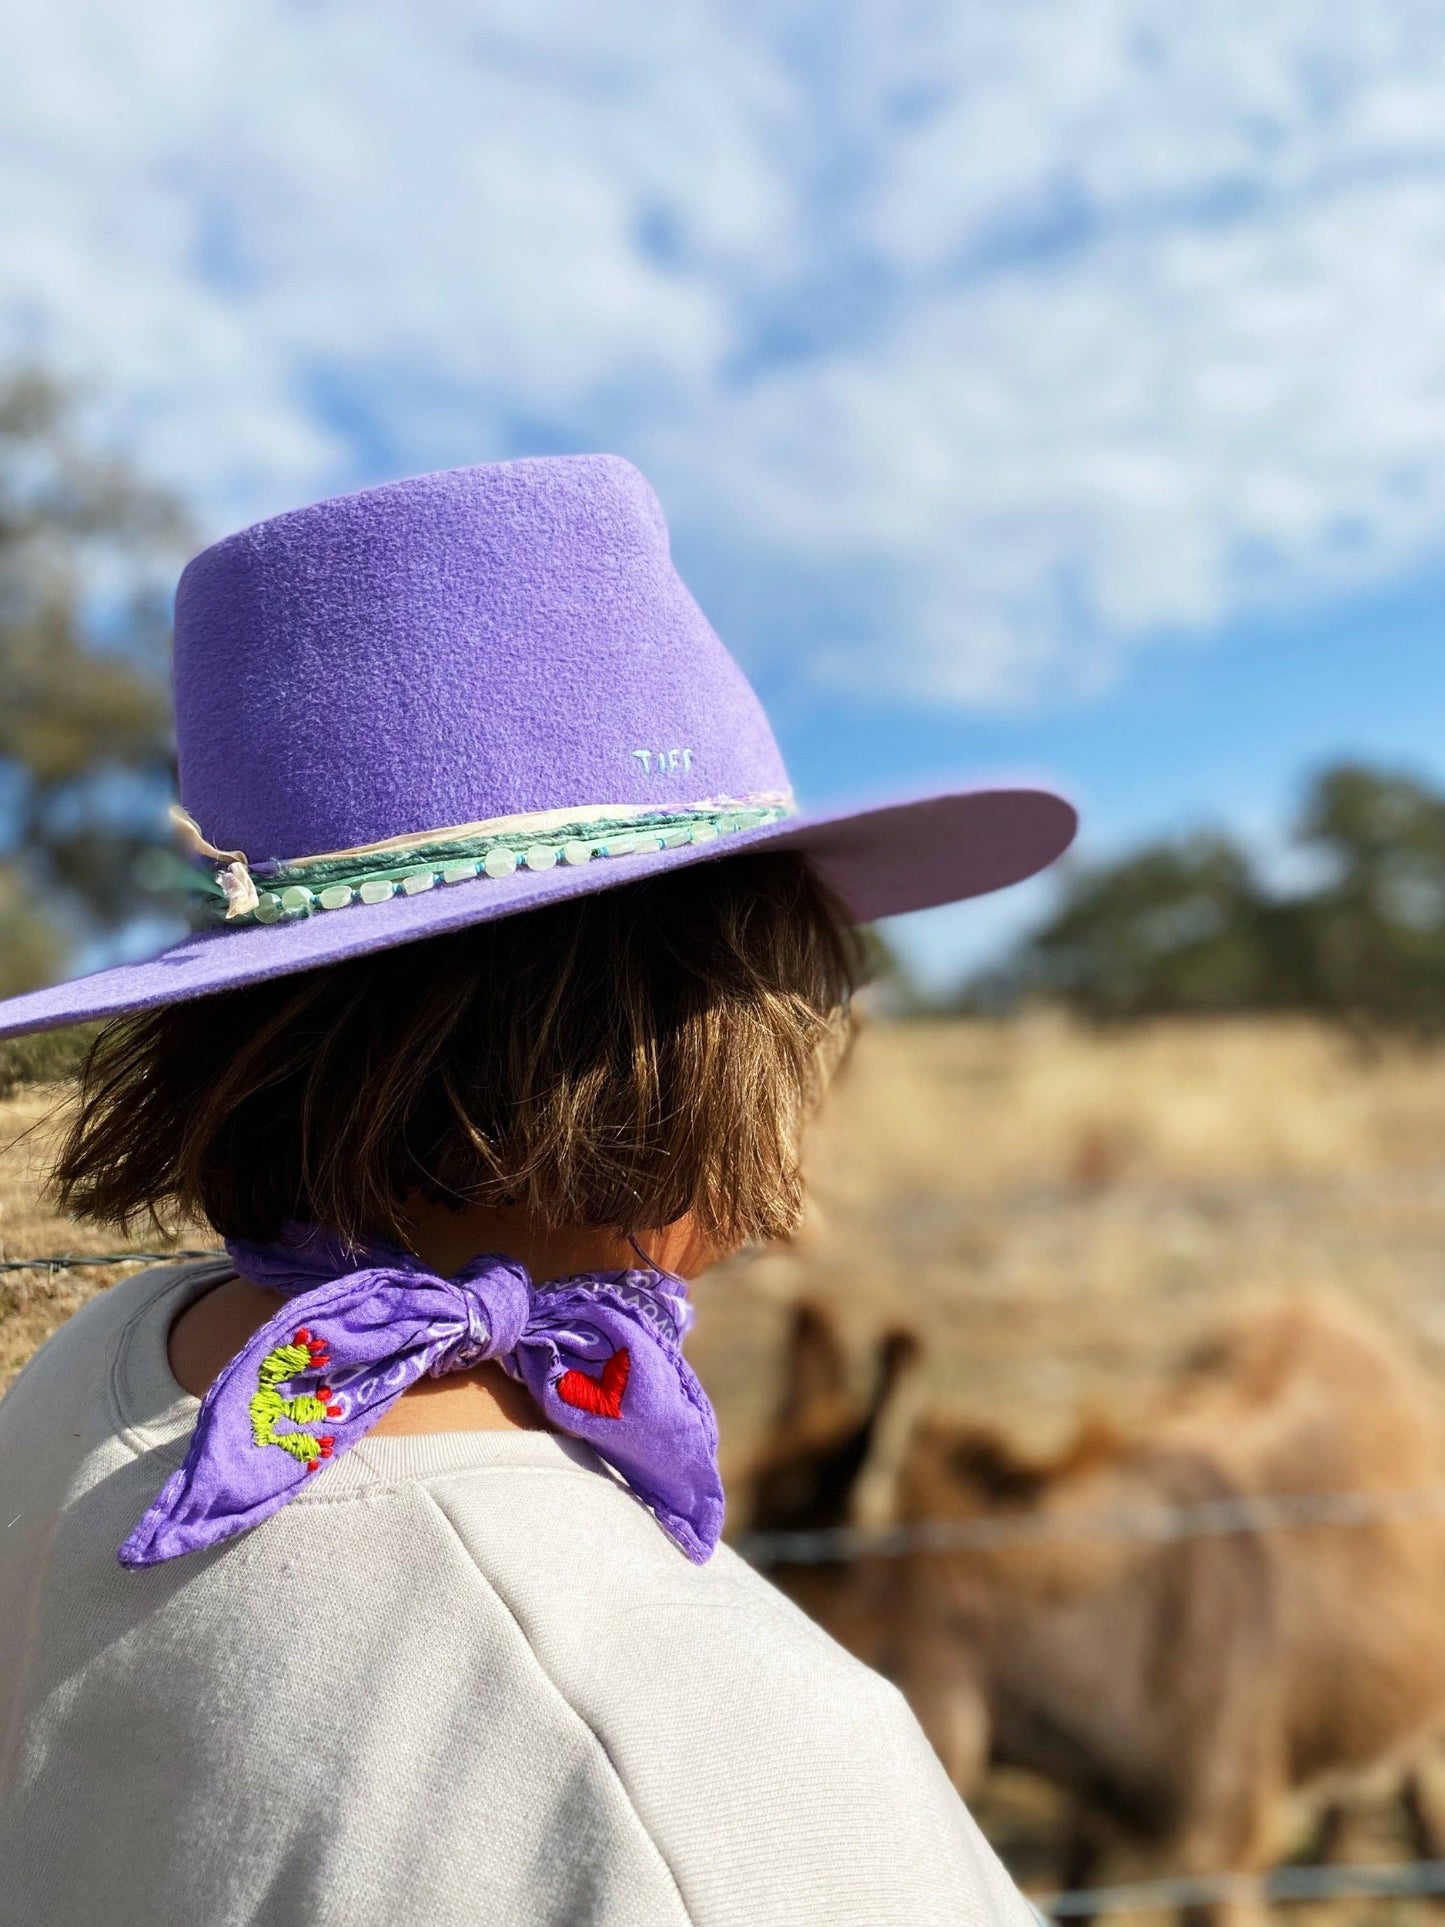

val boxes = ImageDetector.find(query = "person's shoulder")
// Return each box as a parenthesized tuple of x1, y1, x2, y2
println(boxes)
(425, 1458, 1033, 1926)
(0, 1258, 220, 1430)
(426, 1443, 891, 1716)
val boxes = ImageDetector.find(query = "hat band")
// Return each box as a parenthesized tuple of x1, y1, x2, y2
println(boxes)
(171, 794, 797, 928)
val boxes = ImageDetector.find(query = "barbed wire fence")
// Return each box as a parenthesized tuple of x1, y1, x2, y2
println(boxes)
(22, 1249, 1445, 1560)
(736, 1485, 1445, 1565)
(1039, 1858, 1445, 1918)
(739, 1459, 1445, 1912)
(0, 1248, 224, 1275)
(12, 1247, 1445, 1915)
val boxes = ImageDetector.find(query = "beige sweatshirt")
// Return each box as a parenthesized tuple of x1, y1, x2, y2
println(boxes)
(0, 1260, 1031, 1927)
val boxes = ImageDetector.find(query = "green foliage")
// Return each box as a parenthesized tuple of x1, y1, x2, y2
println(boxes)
(964, 763, 1445, 1032)
(0, 370, 187, 989)
(1296, 764, 1445, 1030)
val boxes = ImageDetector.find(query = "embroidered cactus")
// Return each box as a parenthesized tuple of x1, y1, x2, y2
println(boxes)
(248, 1327, 342, 1472)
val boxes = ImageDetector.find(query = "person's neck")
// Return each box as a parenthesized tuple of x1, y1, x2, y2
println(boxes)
(167, 1203, 718, 1437)
(402, 1199, 715, 1283)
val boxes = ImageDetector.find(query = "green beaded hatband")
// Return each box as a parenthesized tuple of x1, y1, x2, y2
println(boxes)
(181, 799, 794, 930)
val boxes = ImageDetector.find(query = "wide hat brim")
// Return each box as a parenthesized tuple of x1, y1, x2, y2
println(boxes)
(0, 785, 1074, 1040)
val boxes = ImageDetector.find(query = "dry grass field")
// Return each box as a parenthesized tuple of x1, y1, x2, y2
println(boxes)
(0, 1089, 214, 1389)
(5, 1015, 1445, 1918)
(691, 1015, 1445, 1478)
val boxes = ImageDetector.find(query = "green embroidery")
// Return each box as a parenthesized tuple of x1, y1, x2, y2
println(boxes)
(249, 1331, 337, 1471)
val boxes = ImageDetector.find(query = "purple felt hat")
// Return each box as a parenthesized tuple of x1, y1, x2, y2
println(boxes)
(0, 456, 1075, 1039)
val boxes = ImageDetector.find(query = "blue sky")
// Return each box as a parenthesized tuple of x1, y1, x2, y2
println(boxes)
(6, 1, 1445, 989)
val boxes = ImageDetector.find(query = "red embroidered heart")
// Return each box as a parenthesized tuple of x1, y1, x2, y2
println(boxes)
(555, 1347, 631, 1420)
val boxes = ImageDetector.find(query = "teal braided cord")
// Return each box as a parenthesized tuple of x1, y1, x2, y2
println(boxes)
(255, 806, 758, 886)
(180, 801, 793, 926)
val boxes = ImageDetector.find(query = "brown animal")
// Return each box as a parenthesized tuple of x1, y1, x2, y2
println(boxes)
(747, 1296, 1445, 1918)
(747, 1305, 922, 1651)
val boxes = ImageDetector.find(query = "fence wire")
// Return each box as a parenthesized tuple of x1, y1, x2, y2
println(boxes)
(12, 1247, 1445, 1570)
(737, 1486, 1445, 1566)
(1037, 1855, 1445, 1916)
(0, 1249, 224, 1274)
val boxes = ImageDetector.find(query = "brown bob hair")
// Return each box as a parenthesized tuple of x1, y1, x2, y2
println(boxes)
(53, 852, 859, 1251)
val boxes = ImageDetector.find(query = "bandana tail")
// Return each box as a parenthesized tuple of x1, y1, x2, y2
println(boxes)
(118, 1281, 412, 1569)
(520, 1315, 726, 1564)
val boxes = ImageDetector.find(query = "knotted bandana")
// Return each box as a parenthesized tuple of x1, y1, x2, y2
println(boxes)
(120, 1224, 724, 1569)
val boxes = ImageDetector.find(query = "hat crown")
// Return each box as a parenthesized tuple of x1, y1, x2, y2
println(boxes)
(174, 456, 789, 861)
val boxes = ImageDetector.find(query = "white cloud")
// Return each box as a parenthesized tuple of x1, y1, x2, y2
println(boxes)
(7, 0, 1445, 706)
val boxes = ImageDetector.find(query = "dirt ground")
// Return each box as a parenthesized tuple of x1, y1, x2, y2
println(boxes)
(6, 1014, 1445, 1919)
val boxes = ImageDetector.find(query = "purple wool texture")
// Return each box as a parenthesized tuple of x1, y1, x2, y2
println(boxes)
(120, 1224, 724, 1570)
(176, 454, 788, 857)
(0, 452, 1076, 1038)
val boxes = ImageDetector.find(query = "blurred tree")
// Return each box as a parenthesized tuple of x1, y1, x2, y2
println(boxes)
(961, 763, 1445, 1033)
(1294, 764, 1445, 1030)
(0, 371, 185, 992)
(962, 837, 1279, 1021)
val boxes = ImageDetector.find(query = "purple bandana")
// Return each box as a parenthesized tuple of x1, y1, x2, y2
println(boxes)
(119, 1224, 724, 1569)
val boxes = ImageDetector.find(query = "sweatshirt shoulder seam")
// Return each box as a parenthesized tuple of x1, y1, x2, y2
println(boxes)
(419, 1485, 696, 1927)
(277, 1459, 639, 1510)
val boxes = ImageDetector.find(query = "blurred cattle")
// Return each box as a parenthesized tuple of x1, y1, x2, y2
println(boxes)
(745, 1295, 1445, 1920)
